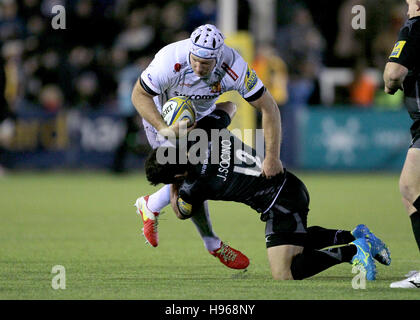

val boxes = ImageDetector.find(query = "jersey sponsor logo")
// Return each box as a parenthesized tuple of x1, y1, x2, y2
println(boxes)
(221, 62, 239, 81)
(174, 91, 221, 100)
(210, 81, 222, 93)
(389, 41, 406, 58)
(244, 65, 258, 91)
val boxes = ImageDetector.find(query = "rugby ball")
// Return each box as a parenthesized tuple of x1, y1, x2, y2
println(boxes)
(161, 96, 196, 127)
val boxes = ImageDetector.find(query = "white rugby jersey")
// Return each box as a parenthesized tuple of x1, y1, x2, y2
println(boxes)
(140, 39, 264, 123)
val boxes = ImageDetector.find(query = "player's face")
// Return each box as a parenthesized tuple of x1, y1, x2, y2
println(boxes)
(190, 54, 216, 78)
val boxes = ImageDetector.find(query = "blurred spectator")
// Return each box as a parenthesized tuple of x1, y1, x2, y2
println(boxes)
(372, 3, 406, 71)
(334, 0, 366, 66)
(67, 0, 109, 47)
(2, 40, 24, 110)
(348, 59, 377, 107)
(111, 55, 151, 173)
(0, 0, 26, 42)
(0, 56, 8, 114)
(0, 53, 15, 174)
(73, 71, 101, 109)
(275, 5, 324, 167)
(39, 84, 64, 112)
(114, 7, 155, 56)
(66, 46, 108, 108)
(252, 45, 288, 106)
(276, 5, 325, 105)
(185, 0, 217, 32)
(18, 0, 41, 20)
(158, 2, 186, 46)
(3, 0, 404, 112)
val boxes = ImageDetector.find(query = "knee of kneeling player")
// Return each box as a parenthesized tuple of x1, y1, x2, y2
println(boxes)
(398, 178, 419, 201)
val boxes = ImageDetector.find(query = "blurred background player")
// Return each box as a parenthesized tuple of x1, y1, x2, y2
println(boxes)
(383, 0, 420, 288)
(0, 54, 15, 175)
(131, 24, 283, 269)
(144, 107, 391, 280)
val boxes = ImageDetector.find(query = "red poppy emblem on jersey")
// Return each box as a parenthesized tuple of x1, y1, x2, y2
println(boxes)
(174, 63, 181, 72)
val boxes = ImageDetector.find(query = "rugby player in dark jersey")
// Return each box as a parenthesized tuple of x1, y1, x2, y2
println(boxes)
(384, 0, 420, 288)
(145, 107, 391, 281)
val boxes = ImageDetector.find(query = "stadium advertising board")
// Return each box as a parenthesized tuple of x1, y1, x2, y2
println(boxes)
(298, 108, 411, 170)
(1, 111, 137, 169)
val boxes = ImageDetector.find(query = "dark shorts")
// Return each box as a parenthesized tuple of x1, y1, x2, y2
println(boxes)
(264, 210, 308, 248)
(261, 170, 310, 248)
(409, 134, 420, 149)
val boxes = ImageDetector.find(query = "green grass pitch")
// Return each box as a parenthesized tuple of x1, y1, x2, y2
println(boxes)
(0, 171, 419, 300)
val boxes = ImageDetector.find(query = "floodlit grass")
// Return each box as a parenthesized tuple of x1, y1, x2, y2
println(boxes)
(0, 171, 419, 300)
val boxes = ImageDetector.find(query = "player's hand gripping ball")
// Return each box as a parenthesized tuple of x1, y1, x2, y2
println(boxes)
(161, 96, 196, 128)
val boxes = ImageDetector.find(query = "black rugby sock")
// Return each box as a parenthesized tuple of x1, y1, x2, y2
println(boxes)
(304, 226, 355, 250)
(290, 245, 357, 280)
(410, 211, 420, 251)
(413, 195, 420, 211)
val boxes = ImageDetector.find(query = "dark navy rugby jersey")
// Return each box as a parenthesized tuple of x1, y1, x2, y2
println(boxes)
(178, 110, 285, 216)
(388, 16, 420, 138)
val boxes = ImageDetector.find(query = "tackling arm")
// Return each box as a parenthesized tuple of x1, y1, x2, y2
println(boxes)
(383, 62, 408, 95)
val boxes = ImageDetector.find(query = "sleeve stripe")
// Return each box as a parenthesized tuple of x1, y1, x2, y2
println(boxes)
(140, 77, 159, 96)
(245, 86, 266, 102)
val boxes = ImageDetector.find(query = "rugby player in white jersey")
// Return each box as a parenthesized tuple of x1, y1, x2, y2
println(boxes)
(131, 24, 282, 269)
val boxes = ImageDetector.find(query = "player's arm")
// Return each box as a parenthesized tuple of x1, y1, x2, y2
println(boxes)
(383, 62, 408, 95)
(131, 79, 167, 131)
(132, 74, 192, 137)
(170, 184, 194, 220)
(228, 50, 283, 177)
(385, 20, 420, 94)
(249, 89, 284, 177)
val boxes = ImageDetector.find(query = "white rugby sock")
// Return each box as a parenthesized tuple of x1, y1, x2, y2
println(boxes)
(191, 201, 221, 251)
(202, 236, 222, 252)
(147, 184, 171, 213)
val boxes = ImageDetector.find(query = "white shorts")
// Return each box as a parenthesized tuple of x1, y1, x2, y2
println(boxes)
(142, 119, 160, 149)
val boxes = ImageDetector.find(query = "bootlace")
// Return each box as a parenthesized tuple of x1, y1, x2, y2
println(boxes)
(219, 243, 238, 262)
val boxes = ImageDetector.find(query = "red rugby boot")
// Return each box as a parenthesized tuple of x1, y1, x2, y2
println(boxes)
(209, 242, 250, 269)
(134, 196, 159, 247)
